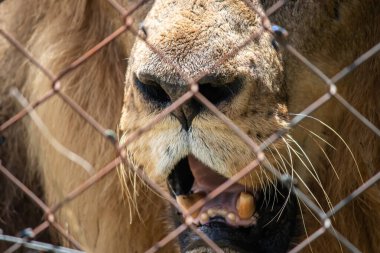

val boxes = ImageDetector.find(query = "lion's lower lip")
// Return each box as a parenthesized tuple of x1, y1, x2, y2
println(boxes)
(184, 222, 256, 253)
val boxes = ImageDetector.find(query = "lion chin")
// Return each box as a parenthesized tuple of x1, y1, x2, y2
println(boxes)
(1, 0, 380, 253)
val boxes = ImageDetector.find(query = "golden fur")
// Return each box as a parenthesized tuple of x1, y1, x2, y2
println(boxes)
(0, 0, 379, 252)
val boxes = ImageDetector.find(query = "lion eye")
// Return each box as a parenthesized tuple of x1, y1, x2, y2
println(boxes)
(134, 77, 171, 106)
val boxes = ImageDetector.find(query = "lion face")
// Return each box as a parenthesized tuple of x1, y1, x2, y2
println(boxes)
(120, 0, 295, 252)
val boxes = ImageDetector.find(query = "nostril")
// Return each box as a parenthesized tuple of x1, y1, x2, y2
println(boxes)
(198, 78, 242, 105)
(134, 76, 171, 107)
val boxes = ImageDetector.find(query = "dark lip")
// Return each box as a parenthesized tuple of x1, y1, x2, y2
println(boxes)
(184, 222, 259, 253)
(167, 157, 298, 253)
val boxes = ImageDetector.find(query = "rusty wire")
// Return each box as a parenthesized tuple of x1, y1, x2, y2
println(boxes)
(0, 0, 379, 252)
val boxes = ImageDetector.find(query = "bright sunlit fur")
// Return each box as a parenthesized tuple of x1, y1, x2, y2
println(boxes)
(0, 0, 379, 253)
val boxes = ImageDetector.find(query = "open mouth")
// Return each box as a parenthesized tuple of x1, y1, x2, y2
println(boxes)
(167, 155, 298, 253)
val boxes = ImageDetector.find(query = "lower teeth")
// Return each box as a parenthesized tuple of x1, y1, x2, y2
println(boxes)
(175, 191, 256, 223)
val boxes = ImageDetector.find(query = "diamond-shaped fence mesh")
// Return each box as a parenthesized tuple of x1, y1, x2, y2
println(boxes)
(0, 0, 379, 252)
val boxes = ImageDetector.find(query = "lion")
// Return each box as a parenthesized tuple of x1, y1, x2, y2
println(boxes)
(0, 0, 379, 252)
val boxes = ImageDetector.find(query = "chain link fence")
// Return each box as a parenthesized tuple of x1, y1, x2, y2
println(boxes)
(0, 0, 379, 252)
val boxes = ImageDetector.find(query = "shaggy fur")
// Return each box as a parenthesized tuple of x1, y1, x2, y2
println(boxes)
(0, 0, 379, 252)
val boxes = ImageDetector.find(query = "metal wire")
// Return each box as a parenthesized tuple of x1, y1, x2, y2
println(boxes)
(0, 0, 379, 252)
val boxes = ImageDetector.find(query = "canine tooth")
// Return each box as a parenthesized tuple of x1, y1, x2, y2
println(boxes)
(176, 193, 205, 218)
(200, 213, 209, 224)
(236, 192, 255, 220)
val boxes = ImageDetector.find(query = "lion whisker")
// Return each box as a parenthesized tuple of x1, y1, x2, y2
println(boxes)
(117, 162, 140, 223)
(292, 169, 327, 214)
(275, 185, 292, 222)
(311, 135, 340, 181)
(298, 195, 344, 253)
(267, 146, 287, 174)
(262, 186, 291, 227)
(299, 124, 336, 150)
(117, 132, 167, 223)
(296, 197, 315, 253)
(290, 113, 363, 183)
(258, 164, 272, 208)
(284, 135, 335, 212)
(297, 124, 340, 180)
(276, 139, 327, 212)
(262, 165, 293, 227)
(276, 147, 335, 223)
(285, 135, 320, 180)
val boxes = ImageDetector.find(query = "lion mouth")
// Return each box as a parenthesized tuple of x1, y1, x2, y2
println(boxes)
(167, 155, 298, 253)
(169, 155, 257, 227)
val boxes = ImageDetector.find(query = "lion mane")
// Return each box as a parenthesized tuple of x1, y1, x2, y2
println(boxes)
(0, 1, 379, 253)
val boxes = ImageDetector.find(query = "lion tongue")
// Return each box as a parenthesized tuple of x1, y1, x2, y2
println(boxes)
(176, 155, 256, 226)
(188, 155, 242, 193)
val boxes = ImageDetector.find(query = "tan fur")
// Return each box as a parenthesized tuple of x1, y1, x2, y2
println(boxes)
(0, 0, 379, 252)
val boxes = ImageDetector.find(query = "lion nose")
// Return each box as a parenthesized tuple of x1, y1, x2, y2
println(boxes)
(134, 73, 242, 130)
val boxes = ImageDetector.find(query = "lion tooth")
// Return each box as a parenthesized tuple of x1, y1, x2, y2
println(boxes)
(207, 208, 217, 218)
(216, 209, 227, 217)
(176, 192, 205, 218)
(236, 192, 255, 220)
(200, 213, 209, 224)
(227, 213, 236, 223)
